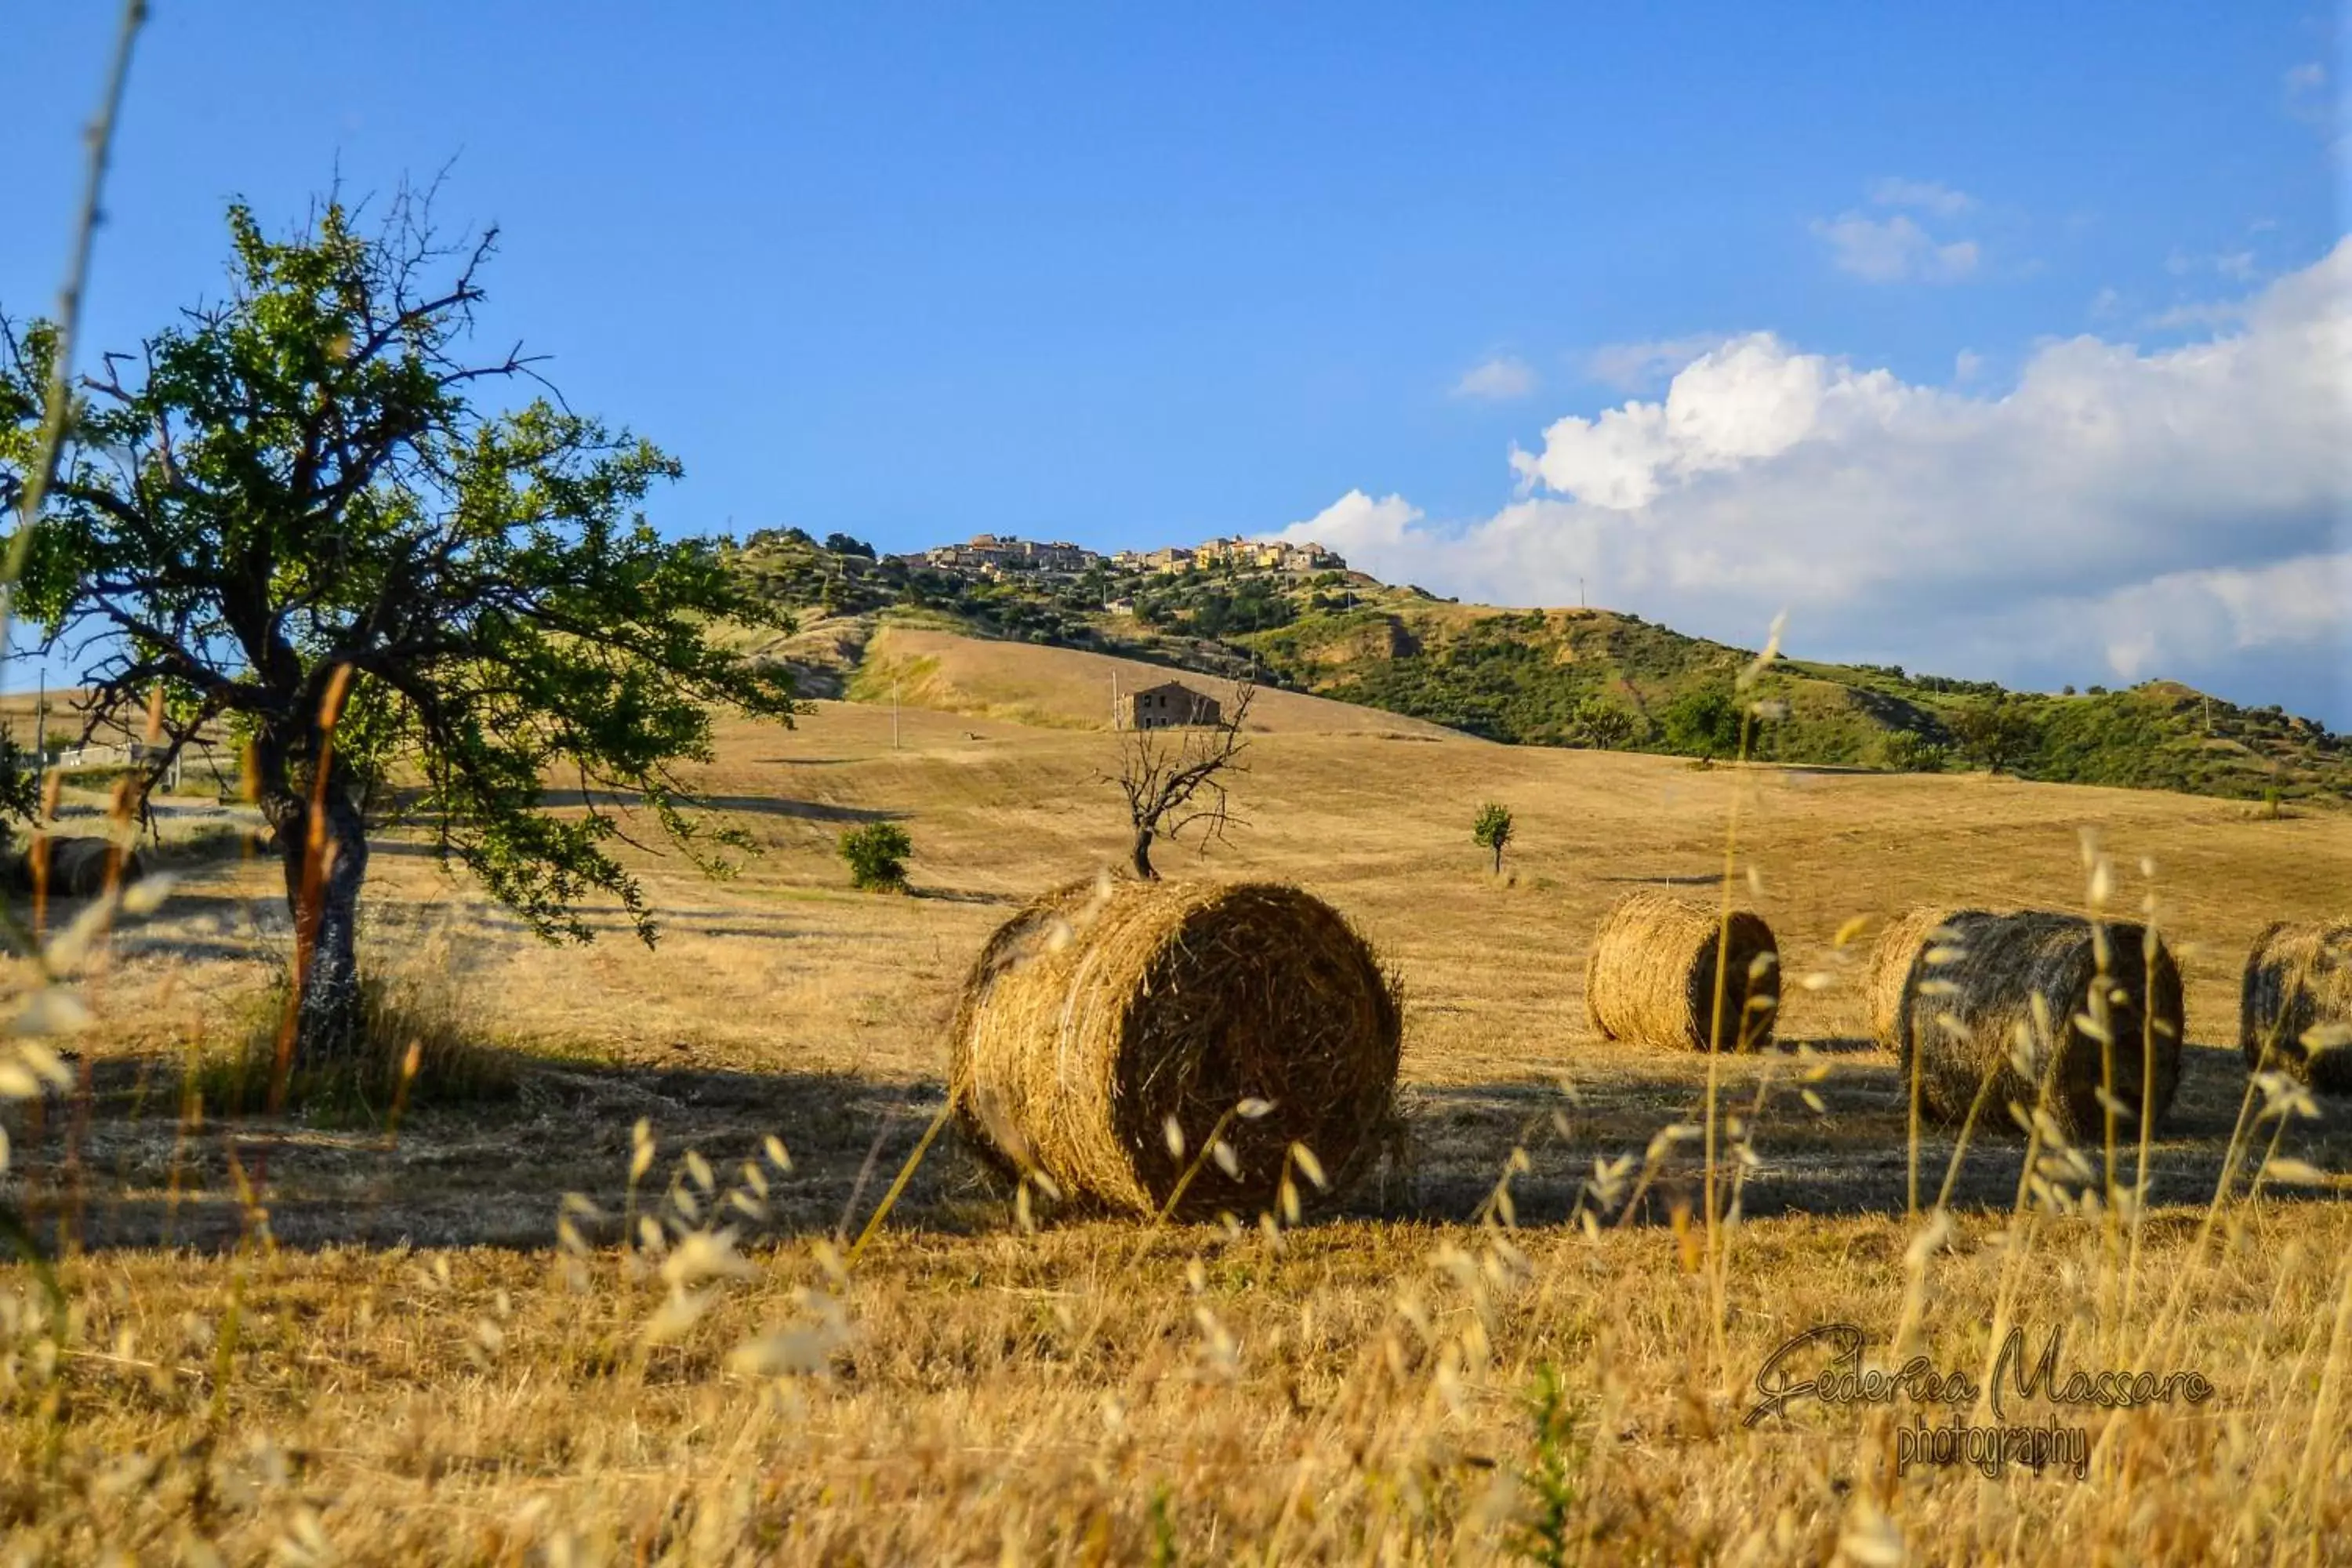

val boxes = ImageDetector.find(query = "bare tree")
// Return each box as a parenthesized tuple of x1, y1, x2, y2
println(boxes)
(1105, 679, 1253, 880)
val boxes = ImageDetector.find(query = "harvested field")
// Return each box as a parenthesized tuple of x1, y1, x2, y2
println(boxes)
(4, 639, 2350, 1563)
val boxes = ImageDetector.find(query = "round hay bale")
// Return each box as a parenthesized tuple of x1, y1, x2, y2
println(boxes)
(1888, 909, 2183, 1138)
(1583, 890, 1780, 1051)
(10, 836, 144, 898)
(1864, 906, 1984, 1051)
(949, 877, 1402, 1218)
(2240, 918, 2352, 1094)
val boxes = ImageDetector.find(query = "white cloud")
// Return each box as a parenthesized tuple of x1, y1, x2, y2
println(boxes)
(1582, 334, 1723, 393)
(1869, 177, 1976, 217)
(1813, 212, 1981, 283)
(2068, 553, 2350, 684)
(1450, 356, 1539, 401)
(1276, 241, 2352, 723)
(1289, 488, 1425, 549)
(1953, 349, 1985, 383)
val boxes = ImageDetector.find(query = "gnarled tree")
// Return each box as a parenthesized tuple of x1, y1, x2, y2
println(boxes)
(1105, 679, 1252, 880)
(0, 192, 800, 1065)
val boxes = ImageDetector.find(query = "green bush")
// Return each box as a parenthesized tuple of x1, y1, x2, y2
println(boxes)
(840, 822, 913, 891)
(1660, 687, 1744, 758)
(1875, 729, 1949, 773)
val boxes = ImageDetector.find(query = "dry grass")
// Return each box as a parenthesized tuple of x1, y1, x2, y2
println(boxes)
(4, 635, 2351, 1563)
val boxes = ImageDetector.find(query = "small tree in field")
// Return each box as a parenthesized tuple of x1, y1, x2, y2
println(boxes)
(1472, 802, 1514, 875)
(1105, 680, 1252, 880)
(839, 822, 912, 891)
(1947, 696, 2042, 775)
(0, 191, 801, 1072)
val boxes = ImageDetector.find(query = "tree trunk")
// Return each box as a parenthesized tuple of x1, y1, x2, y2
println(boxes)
(1492, 842, 1504, 876)
(272, 785, 372, 1064)
(1131, 827, 1157, 881)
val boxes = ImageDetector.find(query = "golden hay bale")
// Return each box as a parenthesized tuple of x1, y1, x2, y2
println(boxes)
(949, 877, 1402, 1218)
(2240, 918, 2352, 1094)
(1885, 909, 2183, 1138)
(1864, 906, 1983, 1050)
(5, 836, 145, 898)
(1582, 890, 1780, 1051)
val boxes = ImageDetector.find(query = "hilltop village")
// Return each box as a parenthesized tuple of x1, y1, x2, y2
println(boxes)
(906, 532, 1347, 579)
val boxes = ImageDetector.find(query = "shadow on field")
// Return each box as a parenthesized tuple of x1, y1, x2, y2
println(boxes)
(543, 788, 907, 825)
(9, 1038, 2342, 1256)
(1595, 872, 1724, 887)
(909, 886, 1023, 906)
(6, 1057, 1003, 1256)
(1359, 1039, 2349, 1225)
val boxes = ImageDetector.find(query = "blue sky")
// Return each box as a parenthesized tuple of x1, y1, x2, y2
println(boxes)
(7, 3, 2347, 720)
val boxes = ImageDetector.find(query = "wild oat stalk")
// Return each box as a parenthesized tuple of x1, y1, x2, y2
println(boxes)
(0, 2, 145, 1428)
(1701, 612, 1783, 1385)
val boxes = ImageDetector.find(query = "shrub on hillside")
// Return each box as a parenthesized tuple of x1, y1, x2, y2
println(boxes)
(840, 822, 913, 891)
(1875, 729, 1949, 773)
(1660, 686, 1744, 759)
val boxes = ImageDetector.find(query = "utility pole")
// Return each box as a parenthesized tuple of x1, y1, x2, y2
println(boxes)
(33, 671, 44, 783)
(1112, 669, 1121, 731)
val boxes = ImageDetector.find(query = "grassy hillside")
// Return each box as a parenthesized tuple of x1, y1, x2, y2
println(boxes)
(724, 529, 2351, 805)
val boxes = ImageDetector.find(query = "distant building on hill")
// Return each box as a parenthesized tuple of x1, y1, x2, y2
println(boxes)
(916, 532, 1340, 579)
(921, 534, 1102, 577)
(1127, 679, 1221, 731)
(1190, 536, 1345, 572)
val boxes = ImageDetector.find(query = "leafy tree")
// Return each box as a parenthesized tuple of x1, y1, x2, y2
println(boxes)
(0, 194, 800, 1065)
(822, 531, 874, 559)
(1567, 697, 1636, 750)
(838, 822, 912, 891)
(1472, 801, 1514, 875)
(1660, 686, 1744, 759)
(1947, 696, 2042, 774)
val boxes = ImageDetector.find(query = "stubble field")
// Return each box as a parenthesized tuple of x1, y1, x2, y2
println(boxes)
(3, 637, 2349, 1564)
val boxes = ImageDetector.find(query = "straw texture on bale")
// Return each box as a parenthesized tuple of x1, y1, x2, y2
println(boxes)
(3, 837, 144, 898)
(1583, 890, 1779, 1051)
(2240, 918, 2352, 1094)
(1864, 906, 1983, 1051)
(950, 877, 1402, 1218)
(1882, 909, 2184, 1138)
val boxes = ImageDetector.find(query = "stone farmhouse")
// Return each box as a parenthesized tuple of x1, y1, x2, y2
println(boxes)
(1127, 680, 1221, 731)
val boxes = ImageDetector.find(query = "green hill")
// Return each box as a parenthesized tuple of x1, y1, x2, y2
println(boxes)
(724, 529, 2350, 807)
